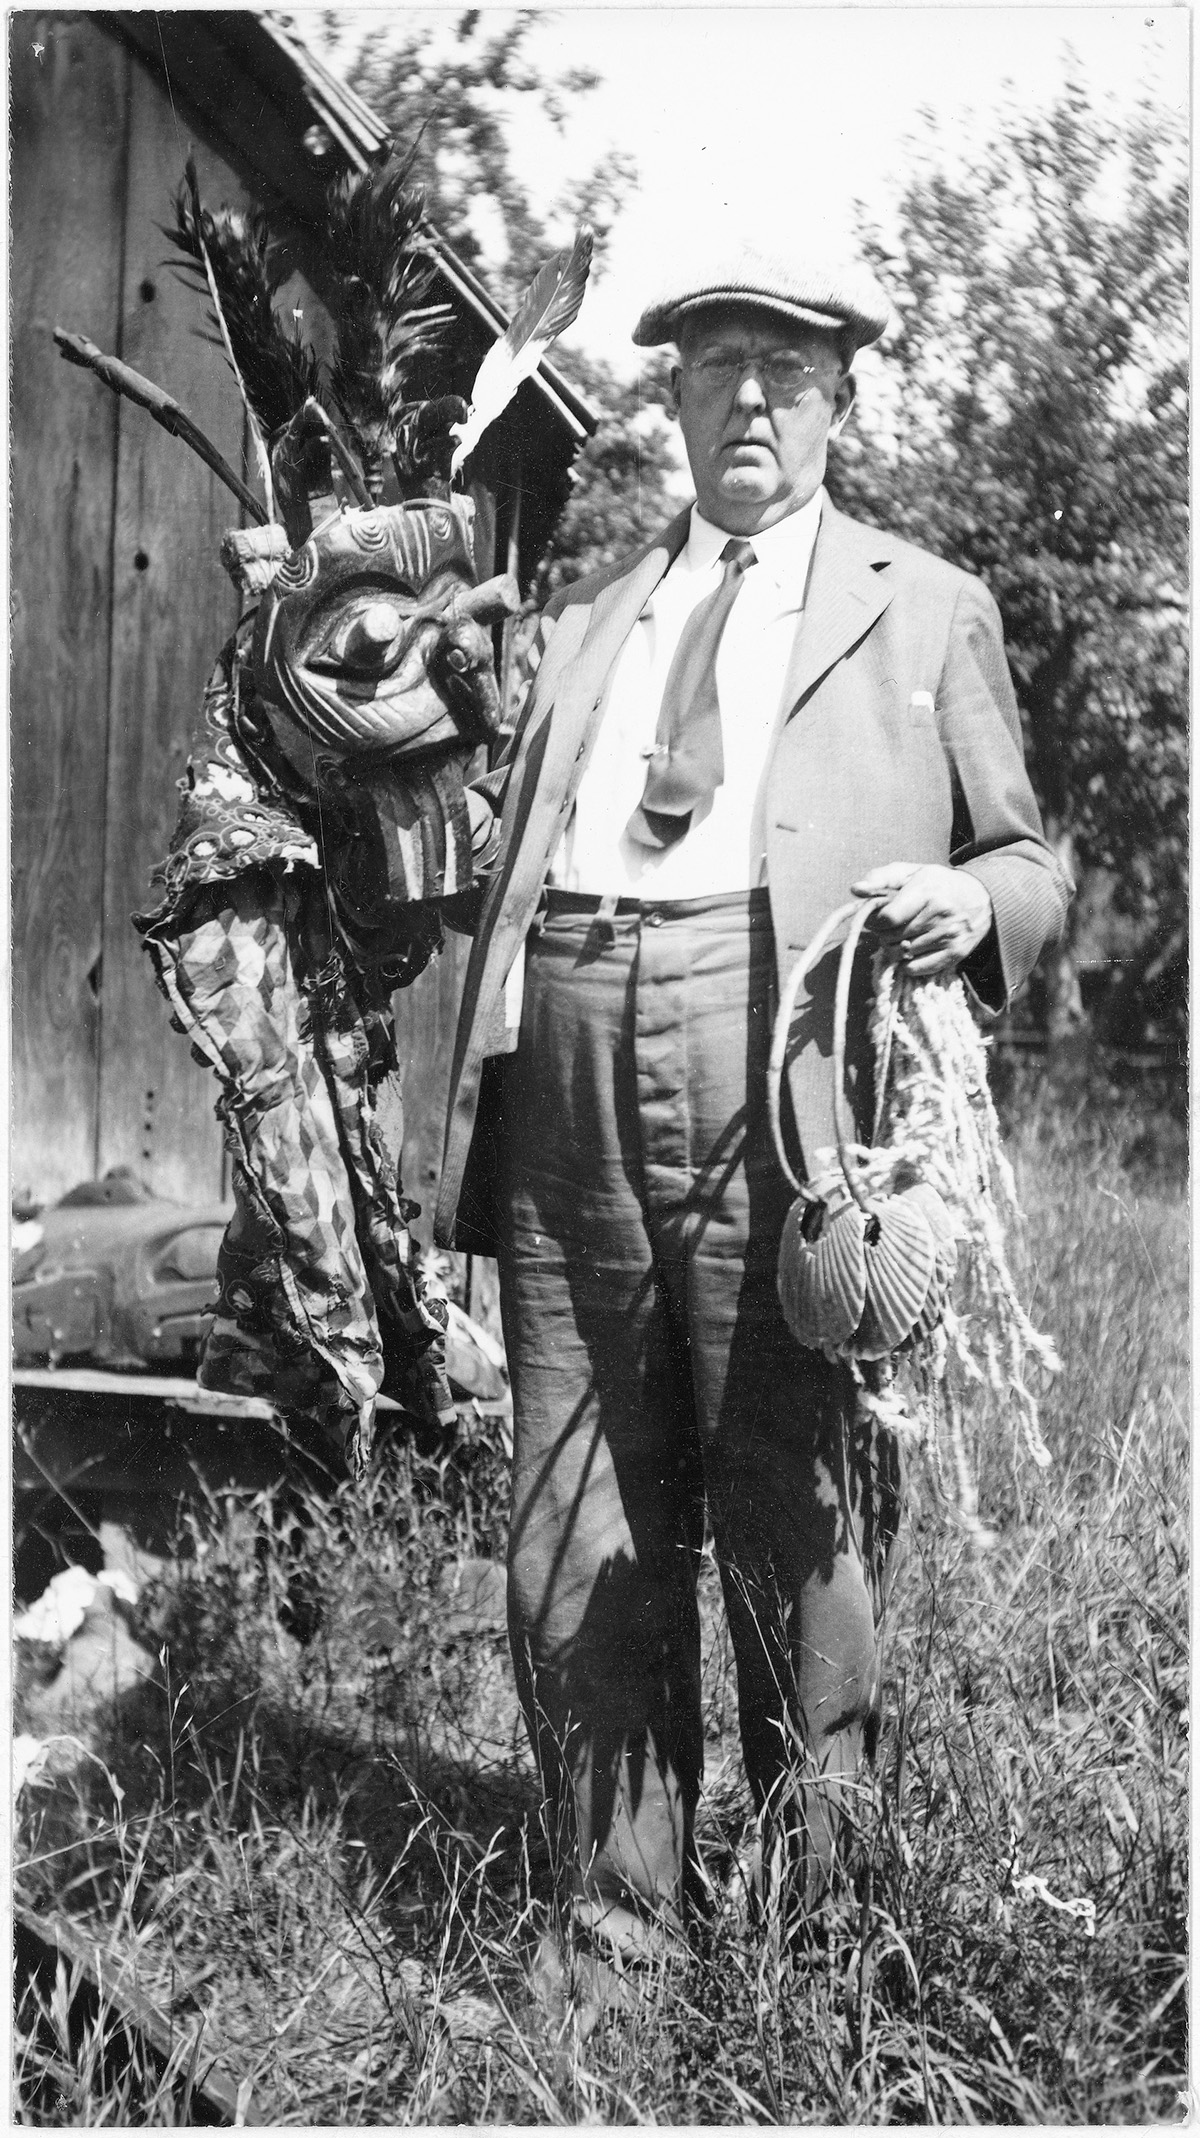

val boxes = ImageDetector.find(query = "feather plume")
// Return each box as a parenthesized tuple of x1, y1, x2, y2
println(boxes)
(163, 160, 321, 456)
(180, 159, 274, 512)
(450, 228, 593, 476)
(324, 157, 454, 490)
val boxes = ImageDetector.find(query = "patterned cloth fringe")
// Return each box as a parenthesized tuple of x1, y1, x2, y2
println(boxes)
(135, 616, 458, 1473)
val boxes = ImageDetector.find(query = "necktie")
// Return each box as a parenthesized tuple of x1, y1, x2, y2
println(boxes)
(627, 536, 757, 850)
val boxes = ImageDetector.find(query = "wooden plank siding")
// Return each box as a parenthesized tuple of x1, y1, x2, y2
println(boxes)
(11, 16, 248, 1207)
(12, 12, 590, 1240)
(94, 69, 247, 1202)
(10, 15, 130, 1205)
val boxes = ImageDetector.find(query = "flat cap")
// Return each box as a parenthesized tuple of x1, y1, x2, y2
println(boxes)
(632, 238, 891, 351)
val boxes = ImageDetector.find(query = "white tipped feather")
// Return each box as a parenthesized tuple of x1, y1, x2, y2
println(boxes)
(451, 228, 593, 476)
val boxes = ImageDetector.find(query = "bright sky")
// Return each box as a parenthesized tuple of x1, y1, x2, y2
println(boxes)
(306, 4, 1188, 372)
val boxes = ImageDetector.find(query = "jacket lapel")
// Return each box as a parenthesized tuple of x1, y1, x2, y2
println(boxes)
(541, 507, 693, 794)
(778, 503, 895, 722)
(473, 509, 693, 947)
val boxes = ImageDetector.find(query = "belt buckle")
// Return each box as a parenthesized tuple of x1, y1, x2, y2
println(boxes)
(594, 888, 621, 948)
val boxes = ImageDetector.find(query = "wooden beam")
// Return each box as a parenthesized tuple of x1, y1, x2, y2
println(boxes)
(95, 74, 245, 1203)
(10, 17, 130, 1204)
(15, 1900, 253, 2127)
(13, 1367, 403, 1416)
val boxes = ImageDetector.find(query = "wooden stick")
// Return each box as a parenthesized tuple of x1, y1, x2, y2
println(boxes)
(15, 1900, 252, 2126)
(304, 398, 374, 512)
(54, 328, 269, 526)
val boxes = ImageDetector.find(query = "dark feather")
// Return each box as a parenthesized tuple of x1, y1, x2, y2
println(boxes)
(163, 160, 321, 441)
(323, 156, 454, 478)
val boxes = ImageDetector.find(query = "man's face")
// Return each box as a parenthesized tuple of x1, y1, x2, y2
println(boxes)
(671, 304, 856, 533)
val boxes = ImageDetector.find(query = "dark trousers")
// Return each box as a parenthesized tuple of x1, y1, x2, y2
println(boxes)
(496, 889, 901, 1923)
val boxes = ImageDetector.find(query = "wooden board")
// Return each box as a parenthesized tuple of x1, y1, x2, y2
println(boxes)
(15, 1901, 252, 2126)
(391, 500, 497, 1249)
(10, 17, 131, 1206)
(95, 65, 248, 1203)
(391, 929, 474, 1246)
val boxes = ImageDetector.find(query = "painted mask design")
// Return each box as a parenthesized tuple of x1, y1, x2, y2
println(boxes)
(252, 494, 514, 773)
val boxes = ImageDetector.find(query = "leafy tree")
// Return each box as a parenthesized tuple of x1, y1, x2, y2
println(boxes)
(332, 9, 678, 584)
(531, 347, 679, 601)
(827, 85, 1187, 1047)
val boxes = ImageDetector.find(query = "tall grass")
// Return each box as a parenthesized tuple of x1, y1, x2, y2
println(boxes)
(13, 1098, 1188, 2124)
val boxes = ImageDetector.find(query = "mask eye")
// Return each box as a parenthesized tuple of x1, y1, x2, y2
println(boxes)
(303, 593, 414, 675)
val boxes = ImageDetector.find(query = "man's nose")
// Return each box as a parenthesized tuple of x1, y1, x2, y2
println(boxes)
(732, 368, 768, 412)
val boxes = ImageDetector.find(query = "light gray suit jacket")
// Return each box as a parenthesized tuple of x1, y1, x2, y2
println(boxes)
(434, 502, 1069, 1250)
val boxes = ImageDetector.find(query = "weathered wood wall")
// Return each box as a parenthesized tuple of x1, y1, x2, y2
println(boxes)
(95, 60, 250, 1203)
(12, 16, 126, 1206)
(11, 12, 556, 1237)
(12, 14, 248, 1207)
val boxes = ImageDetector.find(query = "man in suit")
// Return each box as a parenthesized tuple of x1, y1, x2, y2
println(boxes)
(435, 243, 1070, 1957)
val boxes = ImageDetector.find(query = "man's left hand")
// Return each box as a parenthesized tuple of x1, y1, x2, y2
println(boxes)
(850, 863, 993, 977)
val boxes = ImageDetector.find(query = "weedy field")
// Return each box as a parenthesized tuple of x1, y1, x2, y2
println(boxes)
(13, 1086, 1188, 2125)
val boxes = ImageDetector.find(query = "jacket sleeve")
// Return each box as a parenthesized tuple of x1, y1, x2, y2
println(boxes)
(938, 575, 1073, 1010)
(444, 605, 561, 933)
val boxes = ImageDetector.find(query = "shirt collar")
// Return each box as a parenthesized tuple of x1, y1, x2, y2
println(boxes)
(684, 486, 825, 591)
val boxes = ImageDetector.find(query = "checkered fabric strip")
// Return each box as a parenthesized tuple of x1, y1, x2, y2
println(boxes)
(143, 868, 449, 1445)
(143, 876, 378, 1403)
(310, 975, 453, 1417)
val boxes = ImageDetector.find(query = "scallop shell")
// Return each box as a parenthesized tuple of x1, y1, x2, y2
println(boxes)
(777, 1197, 867, 1350)
(900, 1182, 958, 1341)
(900, 1180, 955, 1253)
(849, 1193, 938, 1360)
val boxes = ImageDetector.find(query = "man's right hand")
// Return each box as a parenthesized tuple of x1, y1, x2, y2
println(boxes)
(851, 861, 994, 977)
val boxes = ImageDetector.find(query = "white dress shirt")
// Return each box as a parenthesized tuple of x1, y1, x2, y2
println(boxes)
(549, 488, 824, 897)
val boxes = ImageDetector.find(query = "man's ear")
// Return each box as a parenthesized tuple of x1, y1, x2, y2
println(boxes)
(668, 362, 683, 420)
(830, 370, 857, 435)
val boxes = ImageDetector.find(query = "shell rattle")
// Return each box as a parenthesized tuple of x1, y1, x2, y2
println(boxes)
(768, 896, 956, 1363)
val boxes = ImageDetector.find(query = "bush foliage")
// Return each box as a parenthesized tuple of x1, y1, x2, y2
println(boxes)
(829, 85, 1187, 1043)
